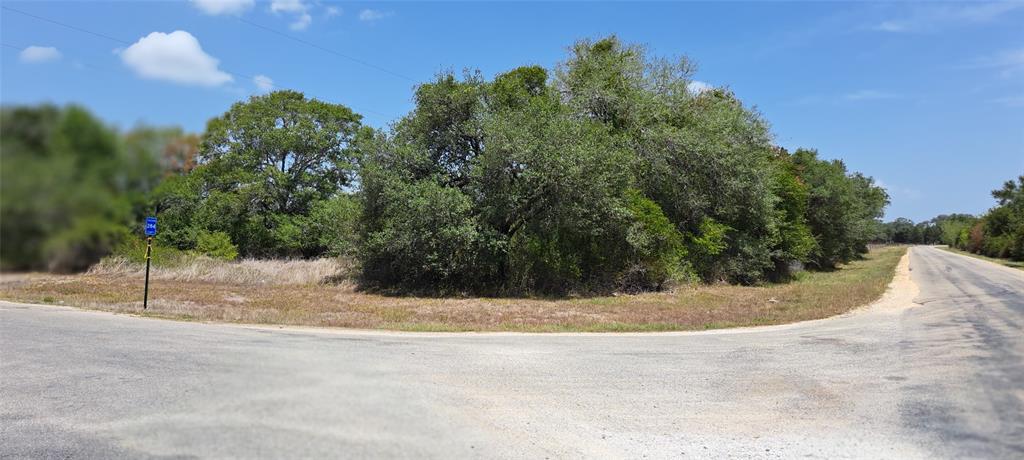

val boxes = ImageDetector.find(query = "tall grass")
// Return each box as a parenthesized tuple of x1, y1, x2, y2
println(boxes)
(89, 256, 351, 286)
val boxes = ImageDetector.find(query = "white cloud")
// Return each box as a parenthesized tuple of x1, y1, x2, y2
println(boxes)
(119, 31, 233, 87)
(19, 46, 61, 63)
(877, 180, 922, 201)
(844, 90, 902, 101)
(191, 0, 254, 16)
(359, 9, 391, 22)
(325, 6, 342, 17)
(687, 80, 713, 95)
(253, 74, 274, 92)
(872, 3, 1023, 33)
(271, 0, 312, 30)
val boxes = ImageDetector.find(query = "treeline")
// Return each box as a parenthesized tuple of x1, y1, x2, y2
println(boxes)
(0, 105, 198, 272)
(877, 176, 1024, 261)
(876, 215, 973, 245)
(946, 176, 1022, 260)
(1, 37, 890, 294)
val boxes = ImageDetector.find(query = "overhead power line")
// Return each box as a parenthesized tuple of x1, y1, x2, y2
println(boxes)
(1, 6, 131, 45)
(235, 17, 415, 83)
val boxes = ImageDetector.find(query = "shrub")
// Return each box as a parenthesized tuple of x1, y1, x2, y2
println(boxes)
(360, 176, 505, 292)
(621, 190, 689, 290)
(196, 231, 239, 261)
(111, 236, 197, 267)
(42, 219, 129, 273)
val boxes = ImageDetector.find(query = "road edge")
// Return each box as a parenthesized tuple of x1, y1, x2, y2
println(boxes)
(0, 250, 918, 338)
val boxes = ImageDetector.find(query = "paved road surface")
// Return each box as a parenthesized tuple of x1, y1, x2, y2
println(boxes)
(2, 246, 1022, 458)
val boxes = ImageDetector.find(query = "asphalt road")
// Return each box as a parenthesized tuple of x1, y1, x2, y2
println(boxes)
(2, 246, 1022, 459)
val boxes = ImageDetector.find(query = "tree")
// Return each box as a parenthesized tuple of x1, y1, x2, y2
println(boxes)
(792, 149, 889, 268)
(155, 90, 362, 257)
(1, 105, 137, 271)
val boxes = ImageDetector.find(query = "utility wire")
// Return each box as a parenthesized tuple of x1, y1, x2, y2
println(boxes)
(1, 5, 396, 121)
(235, 17, 415, 83)
(2, 6, 131, 45)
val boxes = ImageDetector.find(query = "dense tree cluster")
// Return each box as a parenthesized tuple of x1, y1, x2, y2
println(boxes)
(0, 105, 192, 271)
(2, 37, 892, 294)
(358, 37, 887, 293)
(955, 177, 1024, 260)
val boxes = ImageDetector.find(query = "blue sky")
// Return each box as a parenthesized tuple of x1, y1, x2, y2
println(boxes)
(2, 1, 1022, 221)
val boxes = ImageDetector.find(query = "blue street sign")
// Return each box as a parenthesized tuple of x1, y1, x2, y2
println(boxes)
(145, 217, 158, 236)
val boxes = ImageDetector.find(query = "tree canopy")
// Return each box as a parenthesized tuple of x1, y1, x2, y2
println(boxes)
(358, 36, 888, 293)
(154, 90, 362, 258)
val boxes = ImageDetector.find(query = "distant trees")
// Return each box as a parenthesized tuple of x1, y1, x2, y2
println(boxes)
(960, 176, 1024, 260)
(880, 176, 1024, 262)
(0, 105, 178, 271)
(878, 175, 1024, 262)
(877, 217, 945, 245)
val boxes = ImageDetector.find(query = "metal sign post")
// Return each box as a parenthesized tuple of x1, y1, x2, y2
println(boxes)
(143, 217, 157, 310)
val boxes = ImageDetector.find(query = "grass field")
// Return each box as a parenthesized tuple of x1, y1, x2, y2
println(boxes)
(0, 246, 906, 332)
(938, 246, 1024, 270)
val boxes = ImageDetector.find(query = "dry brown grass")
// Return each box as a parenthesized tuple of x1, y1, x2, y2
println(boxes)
(0, 247, 906, 332)
(88, 256, 351, 286)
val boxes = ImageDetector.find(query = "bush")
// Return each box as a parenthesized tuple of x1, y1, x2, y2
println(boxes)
(620, 190, 690, 291)
(42, 219, 129, 273)
(111, 236, 197, 267)
(360, 175, 505, 292)
(196, 231, 239, 261)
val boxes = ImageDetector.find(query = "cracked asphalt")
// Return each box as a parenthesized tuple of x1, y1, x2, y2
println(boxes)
(1, 246, 1022, 458)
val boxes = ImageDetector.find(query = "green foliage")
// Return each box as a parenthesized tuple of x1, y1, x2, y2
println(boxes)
(154, 90, 362, 258)
(792, 149, 888, 269)
(3, 36, 897, 295)
(196, 231, 239, 261)
(954, 176, 1024, 261)
(112, 237, 197, 268)
(875, 214, 975, 246)
(360, 167, 505, 291)
(303, 194, 361, 257)
(0, 105, 175, 272)
(621, 190, 689, 290)
(881, 173, 1024, 264)
(359, 37, 889, 293)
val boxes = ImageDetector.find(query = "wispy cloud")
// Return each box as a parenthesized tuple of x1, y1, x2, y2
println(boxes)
(253, 74, 274, 93)
(359, 9, 392, 22)
(191, 0, 254, 16)
(877, 179, 923, 201)
(871, 2, 1023, 33)
(19, 45, 61, 63)
(963, 47, 1024, 78)
(844, 90, 903, 101)
(991, 94, 1024, 107)
(271, 0, 312, 30)
(325, 6, 342, 18)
